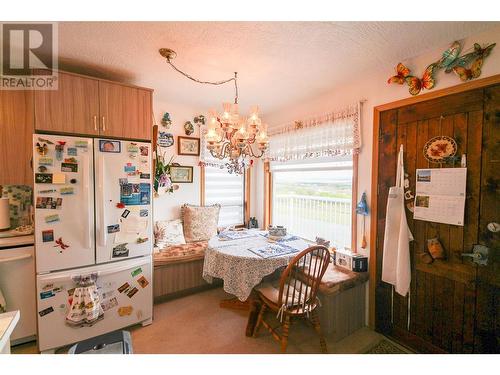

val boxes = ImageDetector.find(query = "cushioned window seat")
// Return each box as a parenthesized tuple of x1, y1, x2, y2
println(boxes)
(153, 241, 220, 302)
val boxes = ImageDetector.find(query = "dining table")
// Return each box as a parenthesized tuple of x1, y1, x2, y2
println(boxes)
(202, 229, 311, 336)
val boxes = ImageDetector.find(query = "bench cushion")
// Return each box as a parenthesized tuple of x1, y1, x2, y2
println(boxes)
(318, 265, 369, 295)
(154, 241, 208, 266)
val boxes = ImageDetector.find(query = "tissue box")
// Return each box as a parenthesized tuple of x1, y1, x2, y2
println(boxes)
(334, 248, 368, 272)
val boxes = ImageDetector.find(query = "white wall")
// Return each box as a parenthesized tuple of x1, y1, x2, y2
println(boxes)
(152, 99, 204, 222)
(255, 25, 500, 257)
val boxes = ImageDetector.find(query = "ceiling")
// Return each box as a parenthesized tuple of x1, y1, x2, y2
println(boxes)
(57, 21, 499, 118)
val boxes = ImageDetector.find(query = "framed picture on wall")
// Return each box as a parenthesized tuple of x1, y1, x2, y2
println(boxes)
(170, 166, 194, 183)
(177, 136, 200, 156)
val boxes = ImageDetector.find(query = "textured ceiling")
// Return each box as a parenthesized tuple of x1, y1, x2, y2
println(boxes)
(57, 21, 499, 118)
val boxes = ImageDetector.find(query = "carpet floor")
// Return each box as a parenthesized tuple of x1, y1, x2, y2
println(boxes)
(12, 287, 390, 354)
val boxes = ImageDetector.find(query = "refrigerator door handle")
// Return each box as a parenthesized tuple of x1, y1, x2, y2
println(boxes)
(97, 153, 107, 247)
(0, 253, 32, 264)
(83, 154, 92, 249)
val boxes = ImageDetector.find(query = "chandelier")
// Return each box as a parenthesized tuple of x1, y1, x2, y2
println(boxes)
(159, 48, 269, 174)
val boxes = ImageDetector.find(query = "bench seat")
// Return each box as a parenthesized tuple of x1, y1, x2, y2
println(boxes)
(154, 241, 208, 266)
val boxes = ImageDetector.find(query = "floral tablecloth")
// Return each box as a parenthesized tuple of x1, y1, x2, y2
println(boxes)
(202, 231, 310, 301)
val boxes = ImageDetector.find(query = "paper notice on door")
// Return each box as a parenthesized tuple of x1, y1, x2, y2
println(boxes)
(114, 215, 149, 243)
(413, 168, 467, 226)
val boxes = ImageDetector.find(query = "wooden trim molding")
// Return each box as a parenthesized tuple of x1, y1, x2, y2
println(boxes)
(351, 153, 359, 253)
(244, 167, 251, 225)
(368, 73, 500, 329)
(263, 161, 272, 229)
(199, 164, 205, 206)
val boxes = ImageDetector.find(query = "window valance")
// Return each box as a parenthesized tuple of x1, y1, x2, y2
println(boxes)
(267, 102, 362, 162)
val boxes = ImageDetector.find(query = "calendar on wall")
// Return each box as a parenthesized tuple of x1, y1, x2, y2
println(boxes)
(413, 168, 467, 226)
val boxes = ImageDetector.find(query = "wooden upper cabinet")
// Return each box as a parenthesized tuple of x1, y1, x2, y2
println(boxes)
(0, 90, 34, 186)
(34, 71, 100, 135)
(98, 81, 152, 141)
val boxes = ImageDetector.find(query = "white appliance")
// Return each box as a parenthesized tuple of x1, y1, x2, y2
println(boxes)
(33, 134, 153, 352)
(0, 236, 37, 344)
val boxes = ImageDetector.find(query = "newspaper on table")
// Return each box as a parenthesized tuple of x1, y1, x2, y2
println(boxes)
(413, 167, 467, 226)
(218, 230, 259, 241)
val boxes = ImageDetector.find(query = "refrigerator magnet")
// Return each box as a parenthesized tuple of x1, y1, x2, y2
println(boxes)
(99, 140, 121, 153)
(36, 142, 48, 156)
(54, 237, 69, 250)
(127, 143, 139, 153)
(38, 306, 54, 317)
(42, 229, 54, 242)
(126, 287, 139, 298)
(124, 164, 136, 173)
(117, 282, 130, 293)
(60, 187, 74, 195)
(45, 214, 60, 223)
(131, 267, 142, 277)
(107, 224, 120, 233)
(61, 162, 78, 173)
(37, 137, 54, 145)
(140, 173, 150, 179)
(121, 209, 130, 218)
(38, 157, 53, 166)
(55, 143, 65, 161)
(136, 237, 148, 244)
(116, 202, 126, 209)
(139, 209, 148, 217)
(101, 297, 118, 311)
(67, 147, 77, 156)
(74, 140, 88, 148)
(35, 173, 53, 184)
(112, 243, 129, 258)
(38, 165, 48, 173)
(137, 276, 149, 288)
(140, 146, 148, 156)
(40, 291, 55, 300)
(118, 306, 133, 316)
(52, 173, 66, 184)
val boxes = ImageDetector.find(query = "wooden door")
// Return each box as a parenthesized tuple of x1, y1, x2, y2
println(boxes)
(0, 90, 34, 186)
(375, 87, 499, 353)
(34, 70, 100, 136)
(98, 81, 152, 141)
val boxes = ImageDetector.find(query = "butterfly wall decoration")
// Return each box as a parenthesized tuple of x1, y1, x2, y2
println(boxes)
(388, 41, 496, 95)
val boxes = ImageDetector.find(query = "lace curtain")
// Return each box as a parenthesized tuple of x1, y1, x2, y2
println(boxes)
(267, 102, 362, 162)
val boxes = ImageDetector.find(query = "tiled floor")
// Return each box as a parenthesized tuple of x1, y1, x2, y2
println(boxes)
(11, 287, 406, 354)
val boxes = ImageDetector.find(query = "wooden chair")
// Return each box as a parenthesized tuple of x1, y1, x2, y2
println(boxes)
(253, 245, 331, 353)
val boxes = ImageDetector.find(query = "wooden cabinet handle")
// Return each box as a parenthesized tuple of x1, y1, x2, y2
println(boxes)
(102, 116, 106, 132)
(93, 115, 97, 131)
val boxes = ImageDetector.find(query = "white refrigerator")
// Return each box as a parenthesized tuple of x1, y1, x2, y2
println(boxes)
(33, 134, 153, 352)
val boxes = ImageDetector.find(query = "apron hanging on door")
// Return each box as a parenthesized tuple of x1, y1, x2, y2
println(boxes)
(381, 145, 413, 297)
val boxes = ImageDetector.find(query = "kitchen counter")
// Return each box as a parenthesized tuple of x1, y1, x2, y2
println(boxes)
(0, 310, 20, 354)
(0, 235, 35, 249)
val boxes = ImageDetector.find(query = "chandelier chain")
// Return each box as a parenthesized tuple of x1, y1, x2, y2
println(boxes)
(166, 59, 239, 104)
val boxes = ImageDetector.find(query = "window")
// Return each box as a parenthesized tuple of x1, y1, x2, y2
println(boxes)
(204, 166, 245, 227)
(271, 157, 353, 249)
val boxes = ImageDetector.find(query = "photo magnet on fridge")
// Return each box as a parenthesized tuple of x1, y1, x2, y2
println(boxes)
(60, 187, 74, 195)
(139, 209, 148, 217)
(39, 157, 53, 166)
(35, 173, 53, 184)
(40, 291, 55, 300)
(140, 173, 150, 179)
(61, 162, 78, 173)
(42, 230, 54, 242)
(112, 243, 129, 258)
(121, 209, 130, 218)
(107, 224, 120, 233)
(45, 214, 60, 223)
(67, 147, 77, 156)
(140, 146, 148, 156)
(99, 139, 121, 153)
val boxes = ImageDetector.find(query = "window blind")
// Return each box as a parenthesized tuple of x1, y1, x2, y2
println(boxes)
(205, 165, 245, 227)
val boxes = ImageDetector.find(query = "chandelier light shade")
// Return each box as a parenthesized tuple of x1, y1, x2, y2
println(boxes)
(159, 48, 269, 174)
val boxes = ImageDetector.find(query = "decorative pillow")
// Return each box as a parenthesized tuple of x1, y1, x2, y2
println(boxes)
(181, 204, 220, 243)
(154, 219, 186, 248)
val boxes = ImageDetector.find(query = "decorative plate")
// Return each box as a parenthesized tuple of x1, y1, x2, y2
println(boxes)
(158, 132, 174, 147)
(423, 136, 457, 163)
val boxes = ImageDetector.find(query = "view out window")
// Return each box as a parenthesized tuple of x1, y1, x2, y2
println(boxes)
(204, 166, 245, 227)
(271, 157, 353, 249)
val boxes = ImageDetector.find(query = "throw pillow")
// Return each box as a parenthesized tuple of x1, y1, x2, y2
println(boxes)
(154, 219, 186, 248)
(181, 204, 220, 242)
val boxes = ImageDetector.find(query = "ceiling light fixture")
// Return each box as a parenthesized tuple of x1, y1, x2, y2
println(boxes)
(159, 48, 269, 174)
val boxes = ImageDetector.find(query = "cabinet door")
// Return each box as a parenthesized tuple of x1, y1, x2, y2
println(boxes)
(0, 90, 34, 186)
(98, 81, 151, 141)
(34, 71, 99, 136)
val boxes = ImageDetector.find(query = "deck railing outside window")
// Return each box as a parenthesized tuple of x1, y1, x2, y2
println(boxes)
(272, 194, 352, 249)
